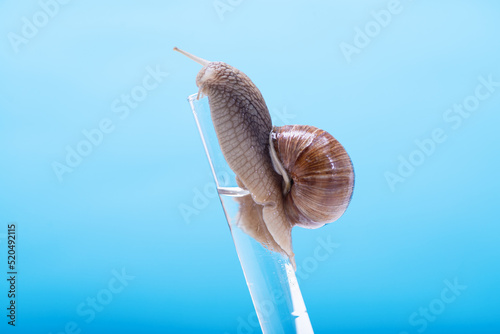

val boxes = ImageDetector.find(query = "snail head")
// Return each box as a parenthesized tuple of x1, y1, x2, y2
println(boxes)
(174, 47, 241, 99)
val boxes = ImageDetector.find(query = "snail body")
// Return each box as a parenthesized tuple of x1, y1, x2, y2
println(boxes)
(174, 47, 354, 269)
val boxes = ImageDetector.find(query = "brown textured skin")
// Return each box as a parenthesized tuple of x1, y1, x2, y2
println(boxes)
(234, 194, 284, 255)
(196, 62, 295, 265)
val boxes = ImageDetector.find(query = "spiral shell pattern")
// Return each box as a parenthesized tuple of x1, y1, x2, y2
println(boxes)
(271, 125, 354, 229)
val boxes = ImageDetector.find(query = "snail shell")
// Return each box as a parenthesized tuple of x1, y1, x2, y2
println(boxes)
(236, 125, 354, 259)
(270, 125, 354, 229)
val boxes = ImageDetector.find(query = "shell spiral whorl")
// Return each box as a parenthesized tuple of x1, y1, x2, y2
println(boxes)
(270, 125, 354, 229)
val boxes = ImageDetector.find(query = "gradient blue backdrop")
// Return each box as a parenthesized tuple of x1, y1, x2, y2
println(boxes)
(1, 1, 499, 333)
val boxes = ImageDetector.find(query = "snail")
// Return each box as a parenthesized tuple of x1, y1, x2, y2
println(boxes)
(174, 47, 354, 269)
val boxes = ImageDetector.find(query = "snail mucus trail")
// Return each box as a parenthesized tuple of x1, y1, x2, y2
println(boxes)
(174, 47, 354, 270)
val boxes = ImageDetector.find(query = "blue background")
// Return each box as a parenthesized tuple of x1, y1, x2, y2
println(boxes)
(1, 1, 499, 333)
